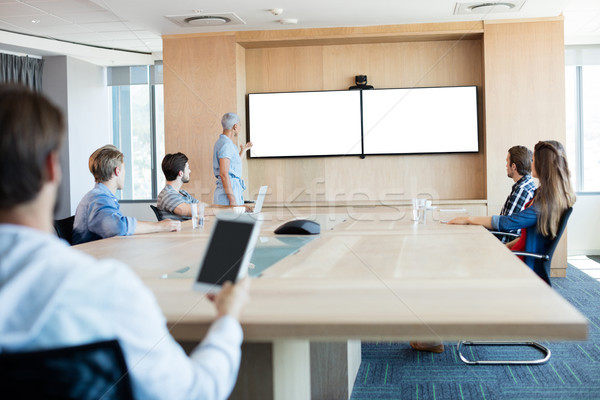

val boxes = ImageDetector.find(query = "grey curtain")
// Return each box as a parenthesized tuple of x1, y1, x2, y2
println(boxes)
(0, 53, 44, 91)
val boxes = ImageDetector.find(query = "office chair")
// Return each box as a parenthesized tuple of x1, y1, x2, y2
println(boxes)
(53, 215, 75, 245)
(0, 339, 134, 400)
(458, 207, 573, 365)
(150, 205, 163, 221)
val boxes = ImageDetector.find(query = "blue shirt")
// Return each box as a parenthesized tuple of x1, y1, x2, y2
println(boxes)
(491, 203, 551, 271)
(0, 224, 243, 400)
(72, 183, 136, 245)
(213, 134, 242, 179)
(213, 134, 246, 205)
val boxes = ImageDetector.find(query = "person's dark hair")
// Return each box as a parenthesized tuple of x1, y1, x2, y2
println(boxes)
(162, 152, 189, 181)
(89, 146, 124, 183)
(508, 145, 532, 176)
(533, 141, 575, 239)
(0, 85, 65, 208)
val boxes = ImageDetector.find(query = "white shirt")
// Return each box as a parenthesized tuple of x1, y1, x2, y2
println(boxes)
(0, 224, 243, 400)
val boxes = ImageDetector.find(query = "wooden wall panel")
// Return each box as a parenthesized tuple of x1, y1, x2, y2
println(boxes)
(163, 34, 238, 203)
(483, 19, 567, 275)
(245, 40, 485, 204)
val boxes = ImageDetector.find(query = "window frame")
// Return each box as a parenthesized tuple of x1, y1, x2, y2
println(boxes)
(108, 63, 164, 202)
(570, 65, 600, 195)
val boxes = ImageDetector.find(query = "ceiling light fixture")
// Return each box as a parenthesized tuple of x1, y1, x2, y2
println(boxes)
(454, 1, 523, 15)
(184, 16, 230, 26)
(469, 2, 515, 12)
(279, 18, 298, 25)
(31, 19, 40, 24)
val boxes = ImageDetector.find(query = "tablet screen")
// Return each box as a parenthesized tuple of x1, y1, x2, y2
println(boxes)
(196, 220, 255, 286)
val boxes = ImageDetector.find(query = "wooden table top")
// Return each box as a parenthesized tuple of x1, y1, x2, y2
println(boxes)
(75, 210, 588, 342)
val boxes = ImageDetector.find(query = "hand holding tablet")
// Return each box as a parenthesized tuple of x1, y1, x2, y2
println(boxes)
(193, 213, 262, 294)
(207, 277, 251, 320)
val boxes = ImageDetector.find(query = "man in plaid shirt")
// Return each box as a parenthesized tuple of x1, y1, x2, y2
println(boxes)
(498, 145, 536, 243)
(157, 152, 200, 221)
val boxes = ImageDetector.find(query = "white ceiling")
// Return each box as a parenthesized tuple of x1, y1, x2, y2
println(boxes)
(0, 0, 599, 65)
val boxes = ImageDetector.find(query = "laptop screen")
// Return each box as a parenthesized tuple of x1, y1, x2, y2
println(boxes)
(253, 186, 268, 213)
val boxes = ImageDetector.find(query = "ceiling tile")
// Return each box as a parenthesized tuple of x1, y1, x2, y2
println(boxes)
(95, 31, 140, 40)
(564, 10, 599, 34)
(1, 14, 68, 28)
(50, 31, 111, 42)
(130, 30, 161, 40)
(62, 10, 122, 24)
(26, 0, 105, 14)
(88, 38, 151, 51)
(78, 21, 129, 31)
(564, 0, 600, 11)
(30, 23, 90, 35)
(0, 2, 42, 15)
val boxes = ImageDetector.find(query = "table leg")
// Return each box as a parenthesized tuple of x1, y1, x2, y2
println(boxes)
(229, 340, 361, 400)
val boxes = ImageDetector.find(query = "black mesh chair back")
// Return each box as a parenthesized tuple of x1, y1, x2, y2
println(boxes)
(0, 339, 134, 400)
(150, 205, 163, 221)
(514, 207, 573, 286)
(53, 215, 75, 245)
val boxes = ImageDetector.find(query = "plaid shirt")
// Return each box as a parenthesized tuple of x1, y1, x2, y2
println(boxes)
(498, 175, 536, 242)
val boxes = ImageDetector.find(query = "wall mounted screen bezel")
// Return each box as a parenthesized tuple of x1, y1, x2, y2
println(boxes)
(361, 86, 479, 155)
(247, 86, 479, 158)
(247, 90, 363, 159)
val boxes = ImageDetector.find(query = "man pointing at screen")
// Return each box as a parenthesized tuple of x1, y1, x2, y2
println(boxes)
(213, 112, 252, 207)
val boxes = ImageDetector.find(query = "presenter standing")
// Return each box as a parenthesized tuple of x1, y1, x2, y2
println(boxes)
(213, 112, 252, 206)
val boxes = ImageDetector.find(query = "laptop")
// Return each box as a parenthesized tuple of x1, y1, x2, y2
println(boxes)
(249, 185, 268, 214)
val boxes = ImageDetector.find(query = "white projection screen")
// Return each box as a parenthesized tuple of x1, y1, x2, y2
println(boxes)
(361, 86, 479, 155)
(248, 91, 362, 158)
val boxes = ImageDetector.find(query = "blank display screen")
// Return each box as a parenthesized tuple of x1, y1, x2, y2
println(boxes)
(196, 220, 254, 286)
(362, 86, 479, 154)
(248, 91, 363, 158)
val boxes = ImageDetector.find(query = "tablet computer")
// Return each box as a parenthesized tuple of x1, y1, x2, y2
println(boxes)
(193, 213, 262, 293)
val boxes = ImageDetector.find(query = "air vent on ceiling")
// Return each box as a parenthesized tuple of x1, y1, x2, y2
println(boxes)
(165, 12, 246, 27)
(454, 1, 525, 15)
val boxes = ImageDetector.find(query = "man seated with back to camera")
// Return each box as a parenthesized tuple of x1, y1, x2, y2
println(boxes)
(157, 152, 201, 221)
(72, 145, 181, 244)
(0, 84, 251, 400)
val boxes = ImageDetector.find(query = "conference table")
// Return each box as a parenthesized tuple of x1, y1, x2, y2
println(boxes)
(75, 207, 588, 400)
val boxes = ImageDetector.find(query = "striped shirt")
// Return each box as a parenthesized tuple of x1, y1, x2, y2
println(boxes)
(498, 175, 536, 242)
(157, 184, 199, 221)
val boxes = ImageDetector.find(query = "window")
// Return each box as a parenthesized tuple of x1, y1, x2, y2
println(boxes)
(108, 63, 165, 200)
(565, 46, 600, 193)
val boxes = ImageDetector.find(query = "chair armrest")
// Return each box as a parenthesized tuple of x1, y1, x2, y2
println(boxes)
(490, 231, 520, 239)
(512, 251, 550, 261)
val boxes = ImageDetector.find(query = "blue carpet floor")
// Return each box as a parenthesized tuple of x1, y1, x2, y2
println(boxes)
(351, 265, 600, 400)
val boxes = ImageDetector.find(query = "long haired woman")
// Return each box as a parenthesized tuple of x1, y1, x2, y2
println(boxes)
(449, 140, 576, 280)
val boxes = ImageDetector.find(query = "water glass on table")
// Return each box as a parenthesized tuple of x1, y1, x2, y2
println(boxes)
(412, 198, 427, 224)
(191, 203, 205, 229)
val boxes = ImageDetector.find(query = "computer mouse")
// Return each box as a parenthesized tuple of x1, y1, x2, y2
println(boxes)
(274, 219, 321, 235)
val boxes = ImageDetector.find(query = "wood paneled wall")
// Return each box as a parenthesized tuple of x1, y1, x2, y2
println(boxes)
(483, 18, 567, 275)
(162, 34, 239, 203)
(245, 40, 485, 203)
(162, 18, 569, 273)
